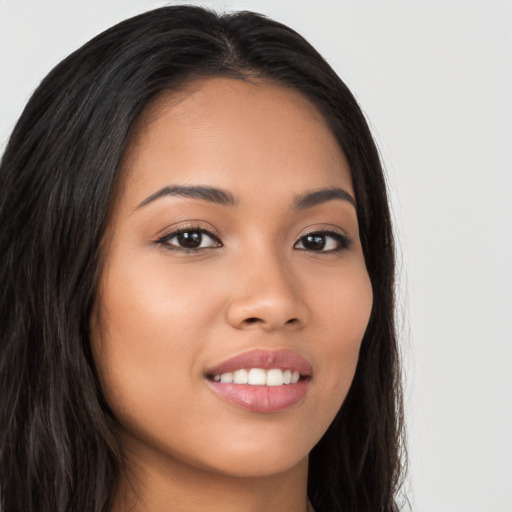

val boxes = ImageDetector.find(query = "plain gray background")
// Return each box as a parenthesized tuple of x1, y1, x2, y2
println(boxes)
(1, 1, 511, 511)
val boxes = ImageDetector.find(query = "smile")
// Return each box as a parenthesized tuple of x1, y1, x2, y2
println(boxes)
(205, 349, 312, 413)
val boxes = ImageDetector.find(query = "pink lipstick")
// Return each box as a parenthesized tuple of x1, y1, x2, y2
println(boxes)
(205, 349, 312, 413)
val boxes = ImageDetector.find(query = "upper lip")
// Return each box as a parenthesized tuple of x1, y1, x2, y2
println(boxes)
(205, 348, 313, 377)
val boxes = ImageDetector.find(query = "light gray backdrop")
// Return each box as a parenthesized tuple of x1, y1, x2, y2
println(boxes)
(1, 1, 511, 511)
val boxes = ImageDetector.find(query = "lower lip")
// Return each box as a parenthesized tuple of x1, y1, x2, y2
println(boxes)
(206, 380, 309, 413)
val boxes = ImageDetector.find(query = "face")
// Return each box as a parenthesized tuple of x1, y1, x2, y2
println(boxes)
(91, 78, 373, 479)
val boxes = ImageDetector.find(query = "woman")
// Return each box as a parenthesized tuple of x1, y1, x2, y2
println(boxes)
(0, 6, 404, 512)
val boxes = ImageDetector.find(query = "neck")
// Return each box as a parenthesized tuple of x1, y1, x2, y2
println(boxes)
(111, 446, 310, 512)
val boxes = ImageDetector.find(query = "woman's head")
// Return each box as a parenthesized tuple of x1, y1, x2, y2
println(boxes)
(0, 6, 402, 512)
(91, 75, 373, 480)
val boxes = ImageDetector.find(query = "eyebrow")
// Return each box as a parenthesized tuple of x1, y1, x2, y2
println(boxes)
(294, 187, 356, 210)
(136, 185, 238, 209)
(136, 184, 356, 210)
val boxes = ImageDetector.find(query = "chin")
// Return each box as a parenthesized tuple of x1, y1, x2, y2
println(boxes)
(197, 448, 310, 479)
(183, 424, 317, 478)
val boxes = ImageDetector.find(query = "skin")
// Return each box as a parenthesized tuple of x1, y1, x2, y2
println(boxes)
(91, 78, 373, 512)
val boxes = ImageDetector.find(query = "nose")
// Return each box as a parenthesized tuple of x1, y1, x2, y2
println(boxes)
(225, 250, 309, 332)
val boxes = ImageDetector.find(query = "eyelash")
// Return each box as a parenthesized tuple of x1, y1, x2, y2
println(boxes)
(155, 225, 222, 253)
(155, 226, 352, 254)
(294, 229, 352, 253)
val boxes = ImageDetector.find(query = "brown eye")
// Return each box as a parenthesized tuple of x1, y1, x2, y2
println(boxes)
(157, 228, 222, 251)
(176, 231, 203, 248)
(302, 234, 327, 250)
(294, 231, 351, 252)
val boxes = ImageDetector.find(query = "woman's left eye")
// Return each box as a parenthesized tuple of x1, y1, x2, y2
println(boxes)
(294, 231, 351, 252)
(156, 228, 222, 251)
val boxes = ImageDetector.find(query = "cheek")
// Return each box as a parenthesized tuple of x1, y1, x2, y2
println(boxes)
(308, 265, 373, 412)
(90, 261, 195, 416)
(89, 249, 230, 431)
(93, 248, 219, 351)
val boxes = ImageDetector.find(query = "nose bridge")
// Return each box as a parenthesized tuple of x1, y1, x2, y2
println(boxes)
(226, 242, 308, 331)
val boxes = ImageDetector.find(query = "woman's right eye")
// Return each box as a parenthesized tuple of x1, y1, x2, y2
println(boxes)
(156, 228, 222, 251)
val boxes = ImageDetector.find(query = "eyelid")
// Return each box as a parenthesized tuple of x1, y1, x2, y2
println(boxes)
(154, 220, 220, 240)
(297, 223, 350, 239)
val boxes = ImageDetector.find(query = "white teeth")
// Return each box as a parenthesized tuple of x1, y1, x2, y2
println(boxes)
(248, 368, 267, 385)
(233, 369, 248, 384)
(220, 372, 233, 383)
(213, 368, 303, 386)
(266, 368, 284, 386)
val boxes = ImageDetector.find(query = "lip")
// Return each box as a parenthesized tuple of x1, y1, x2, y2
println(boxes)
(205, 349, 312, 414)
(205, 348, 313, 377)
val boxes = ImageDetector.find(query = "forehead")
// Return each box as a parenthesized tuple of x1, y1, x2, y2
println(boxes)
(120, 77, 353, 208)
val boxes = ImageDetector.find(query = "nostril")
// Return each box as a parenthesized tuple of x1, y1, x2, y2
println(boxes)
(242, 317, 299, 327)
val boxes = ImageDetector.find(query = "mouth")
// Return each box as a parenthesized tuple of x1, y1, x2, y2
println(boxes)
(204, 349, 312, 413)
